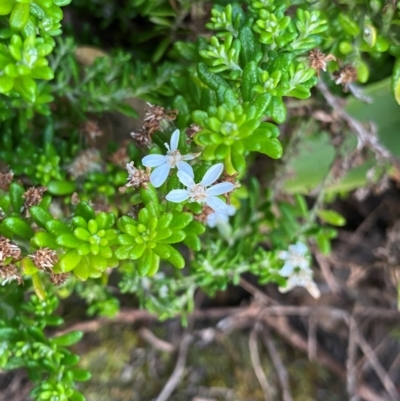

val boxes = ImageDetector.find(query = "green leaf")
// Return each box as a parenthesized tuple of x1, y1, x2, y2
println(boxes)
(153, 243, 172, 259)
(0, 0, 14, 16)
(129, 242, 146, 260)
(9, 182, 24, 213)
(197, 62, 229, 92)
(115, 245, 132, 260)
(14, 76, 36, 102)
(71, 368, 91, 382)
(10, 3, 30, 30)
(317, 210, 346, 226)
(239, 26, 262, 65)
(185, 220, 205, 235)
(75, 202, 95, 221)
(242, 61, 258, 102)
(51, 331, 83, 346)
(45, 220, 70, 236)
(47, 180, 76, 196)
(169, 212, 193, 230)
(0, 75, 13, 93)
(31, 231, 58, 249)
(160, 230, 186, 244)
(59, 250, 81, 272)
(184, 234, 201, 251)
(2, 216, 33, 240)
(391, 57, 400, 105)
(269, 96, 286, 124)
(137, 249, 153, 276)
(0, 328, 19, 341)
(167, 247, 185, 269)
(30, 206, 53, 229)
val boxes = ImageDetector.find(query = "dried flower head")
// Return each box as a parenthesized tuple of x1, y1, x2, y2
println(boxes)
(186, 124, 202, 141)
(81, 120, 103, 142)
(0, 168, 14, 191)
(131, 127, 151, 148)
(0, 236, 21, 264)
(334, 64, 357, 91)
(68, 149, 102, 179)
(143, 103, 178, 136)
(50, 272, 69, 286)
(0, 264, 22, 285)
(30, 248, 58, 272)
(23, 186, 47, 209)
(109, 141, 129, 167)
(119, 162, 150, 193)
(308, 49, 336, 74)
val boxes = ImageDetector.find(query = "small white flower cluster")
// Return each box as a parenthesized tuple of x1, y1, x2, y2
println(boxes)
(141, 129, 236, 225)
(277, 242, 320, 299)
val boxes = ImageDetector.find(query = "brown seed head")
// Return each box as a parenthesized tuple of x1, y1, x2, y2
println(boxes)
(0, 236, 21, 265)
(50, 272, 69, 286)
(0, 168, 14, 191)
(109, 141, 129, 167)
(309, 49, 336, 74)
(119, 162, 150, 193)
(0, 264, 22, 285)
(68, 149, 102, 179)
(143, 103, 178, 136)
(23, 186, 47, 209)
(334, 64, 358, 90)
(30, 248, 58, 272)
(81, 120, 103, 141)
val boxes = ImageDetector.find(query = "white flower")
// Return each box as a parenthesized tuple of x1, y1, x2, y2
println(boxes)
(277, 242, 320, 299)
(166, 163, 235, 213)
(277, 242, 309, 277)
(207, 204, 236, 228)
(279, 268, 320, 299)
(141, 129, 199, 188)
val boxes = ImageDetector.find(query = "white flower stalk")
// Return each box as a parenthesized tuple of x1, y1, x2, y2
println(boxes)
(142, 129, 199, 188)
(166, 163, 235, 213)
(277, 242, 320, 299)
(207, 204, 236, 228)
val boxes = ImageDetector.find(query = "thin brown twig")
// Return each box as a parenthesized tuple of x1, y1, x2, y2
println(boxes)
(315, 251, 341, 294)
(350, 317, 399, 401)
(139, 327, 175, 353)
(307, 316, 317, 361)
(249, 323, 272, 401)
(317, 80, 393, 163)
(155, 332, 192, 401)
(346, 316, 360, 401)
(262, 327, 294, 401)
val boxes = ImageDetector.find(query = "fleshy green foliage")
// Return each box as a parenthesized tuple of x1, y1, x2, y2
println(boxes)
(1, 0, 400, 399)
(0, 0, 71, 102)
(0, 285, 88, 401)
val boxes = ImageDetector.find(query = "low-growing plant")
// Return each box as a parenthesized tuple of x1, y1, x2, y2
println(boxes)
(1, 0, 399, 399)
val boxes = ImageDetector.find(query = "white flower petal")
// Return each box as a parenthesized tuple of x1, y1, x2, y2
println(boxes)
(166, 189, 190, 203)
(290, 242, 308, 255)
(201, 163, 224, 186)
(207, 213, 218, 228)
(150, 164, 171, 188)
(306, 281, 321, 299)
(206, 182, 235, 196)
(206, 195, 230, 213)
(142, 154, 167, 167)
(277, 250, 288, 261)
(170, 129, 180, 151)
(181, 153, 200, 161)
(176, 161, 194, 176)
(225, 204, 236, 216)
(177, 169, 195, 188)
(278, 262, 294, 277)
